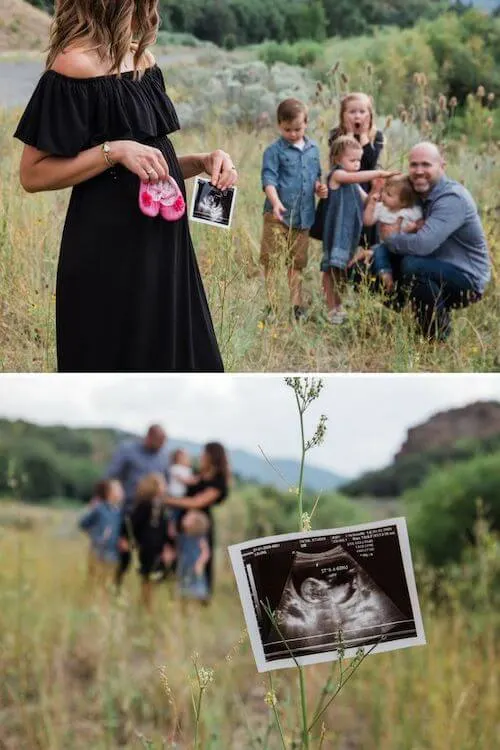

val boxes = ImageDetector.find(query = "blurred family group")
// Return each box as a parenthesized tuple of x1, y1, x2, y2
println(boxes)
(78, 425, 230, 611)
(260, 92, 491, 340)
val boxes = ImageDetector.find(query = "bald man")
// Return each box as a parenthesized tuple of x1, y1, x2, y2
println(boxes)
(105, 424, 169, 584)
(375, 142, 490, 339)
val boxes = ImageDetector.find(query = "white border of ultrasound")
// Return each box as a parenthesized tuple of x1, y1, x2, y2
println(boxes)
(228, 517, 426, 672)
(189, 177, 237, 229)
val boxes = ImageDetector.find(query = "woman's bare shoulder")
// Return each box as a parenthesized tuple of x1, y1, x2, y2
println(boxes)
(49, 47, 102, 78)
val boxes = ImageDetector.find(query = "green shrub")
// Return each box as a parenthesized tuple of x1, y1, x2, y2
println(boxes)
(258, 40, 322, 68)
(294, 40, 324, 67)
(405, 452, 500, 566)
(233, 484, 368, 540)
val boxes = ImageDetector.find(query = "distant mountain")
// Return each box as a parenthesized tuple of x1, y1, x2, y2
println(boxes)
(140, 438, 344, 492)
(225, 450, 345, 492)
(0, 419, 346, 500)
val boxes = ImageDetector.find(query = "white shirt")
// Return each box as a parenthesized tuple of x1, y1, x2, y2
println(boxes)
(373, 202, 423, 230)
(169, 464, 192, 497)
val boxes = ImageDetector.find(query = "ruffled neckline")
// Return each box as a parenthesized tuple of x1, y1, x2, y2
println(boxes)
(43, 63, 159, 84)
(14, 63, 180, 157)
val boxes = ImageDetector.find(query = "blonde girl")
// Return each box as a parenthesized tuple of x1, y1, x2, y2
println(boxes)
(328, 92, 384, 250)
(328, 92, 384, 177)
(122, 472, 172, 611)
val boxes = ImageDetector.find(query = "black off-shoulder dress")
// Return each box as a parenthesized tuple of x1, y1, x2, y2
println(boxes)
(14, 65, 224, 373)
(176, 472, 228, 597)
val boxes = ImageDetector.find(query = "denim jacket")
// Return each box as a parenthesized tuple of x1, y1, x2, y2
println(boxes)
(261, 136, 321, 229)
(79, 501, 121, 563)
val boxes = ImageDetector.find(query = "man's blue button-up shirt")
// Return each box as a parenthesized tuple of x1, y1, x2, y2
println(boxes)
(385, 176, 491, 293)
(262, 136, 321, 229)
(104, 439, 170, 510)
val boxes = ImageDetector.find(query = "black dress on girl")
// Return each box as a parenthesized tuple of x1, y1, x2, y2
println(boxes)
(128, 497, 170, 579)
(14, 65, 223, 373)
(177, 472, 228, 596)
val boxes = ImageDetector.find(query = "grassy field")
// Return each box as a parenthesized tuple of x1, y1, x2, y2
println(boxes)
(0, 499, 498, 750)
(0, 64, 499, 372)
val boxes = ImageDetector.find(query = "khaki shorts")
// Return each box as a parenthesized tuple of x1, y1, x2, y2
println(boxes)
(260, 212, 309, 271)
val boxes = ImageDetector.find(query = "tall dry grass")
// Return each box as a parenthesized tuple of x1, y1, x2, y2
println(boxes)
(0, 75, 499, 372)
(0, 498, 498, 749)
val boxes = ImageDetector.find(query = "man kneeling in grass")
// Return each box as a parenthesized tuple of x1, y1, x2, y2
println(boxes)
(358, 141, 491, 341)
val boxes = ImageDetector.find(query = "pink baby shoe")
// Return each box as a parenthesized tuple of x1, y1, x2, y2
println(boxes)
(158, 176, 186, 221)
(139, 180, 163, 217)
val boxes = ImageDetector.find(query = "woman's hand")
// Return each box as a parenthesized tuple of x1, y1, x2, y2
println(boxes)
(202, 149, 238, 191)
(110, 140, 170, 183)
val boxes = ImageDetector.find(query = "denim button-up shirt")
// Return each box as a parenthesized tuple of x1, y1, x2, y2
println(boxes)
(262, 136, 321, 229)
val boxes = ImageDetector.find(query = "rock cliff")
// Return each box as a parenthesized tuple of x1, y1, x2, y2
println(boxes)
(396, 401, 500, 460)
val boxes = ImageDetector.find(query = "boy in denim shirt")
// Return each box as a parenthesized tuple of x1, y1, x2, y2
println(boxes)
(260, 98, 326, 321)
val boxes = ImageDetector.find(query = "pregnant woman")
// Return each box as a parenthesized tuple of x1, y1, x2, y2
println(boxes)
(14, 0, 238, 373)
(165, 442, 230, 601)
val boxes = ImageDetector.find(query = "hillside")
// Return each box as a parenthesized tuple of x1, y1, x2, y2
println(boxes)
(0, 0, 50, 51)
(0, 419, 346, 501)
(396, 401, 500, 460)
(342, 401, 500, 498)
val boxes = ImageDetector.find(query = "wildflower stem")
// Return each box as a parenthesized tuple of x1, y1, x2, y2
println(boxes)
(268, 673, 287, 749)
(295, 388, 306, 528)
(311, 662, 337, 727)
(193, 686, 203, 749)
(299, 665, 309, 749)
(192, 661, 205, 750)
(308, 643, 378, 733)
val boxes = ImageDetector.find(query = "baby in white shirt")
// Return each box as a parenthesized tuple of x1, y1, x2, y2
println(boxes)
(364, 175, 423, 291)
(167, 449, 195, 540)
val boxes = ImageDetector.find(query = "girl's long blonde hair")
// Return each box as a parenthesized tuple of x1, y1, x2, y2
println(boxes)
(46, 0, 160, 74)
(331, 92, 378, 145)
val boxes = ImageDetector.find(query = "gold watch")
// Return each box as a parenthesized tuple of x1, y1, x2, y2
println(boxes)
(101, 142, 115, 168)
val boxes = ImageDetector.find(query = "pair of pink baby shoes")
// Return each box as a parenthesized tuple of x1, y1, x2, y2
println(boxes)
(139, 176, 185, 221)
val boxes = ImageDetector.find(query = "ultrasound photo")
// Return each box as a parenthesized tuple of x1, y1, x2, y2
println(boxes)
(190, 177, 237, 228)
(229, 518, 426, 672)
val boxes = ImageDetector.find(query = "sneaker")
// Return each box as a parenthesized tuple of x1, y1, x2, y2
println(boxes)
(327, 306, 347, 325)
(293, 305, 308, 322)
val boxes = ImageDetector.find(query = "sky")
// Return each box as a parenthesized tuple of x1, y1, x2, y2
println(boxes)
(0, 374, 499, 479)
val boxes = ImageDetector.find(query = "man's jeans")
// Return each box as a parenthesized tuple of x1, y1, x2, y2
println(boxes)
(370, 245, 480, 339)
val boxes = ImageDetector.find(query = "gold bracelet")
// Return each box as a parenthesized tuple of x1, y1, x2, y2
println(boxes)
(101, 142, 115, 168)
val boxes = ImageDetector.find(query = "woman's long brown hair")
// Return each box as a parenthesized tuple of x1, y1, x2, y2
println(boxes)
(204, 443, 231, 484)
(46, 0, 160, 74)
